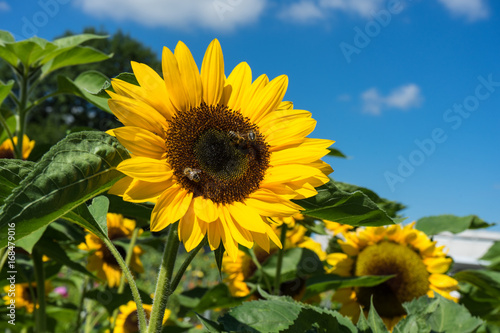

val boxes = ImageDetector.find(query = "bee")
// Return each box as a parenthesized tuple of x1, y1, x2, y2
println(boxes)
(228, 130, 256, 144)
(183, 167, 201, 182)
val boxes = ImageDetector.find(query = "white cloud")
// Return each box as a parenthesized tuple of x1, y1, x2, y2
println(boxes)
(279, 1, 324, 23)
(75, 0, 266, 31)
(319, 0, 385, 18)
(437, 0, 489, 22)
(361, 84, 423, 115)
(0, 1, 10, 12)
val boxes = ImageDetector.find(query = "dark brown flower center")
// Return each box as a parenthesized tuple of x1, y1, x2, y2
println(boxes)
(354, 241, 430, 318)
(166, 103, 270, 204)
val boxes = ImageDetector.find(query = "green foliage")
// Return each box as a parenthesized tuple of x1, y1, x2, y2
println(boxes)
(455, 270, 500, 299)
(261, 248, 324, 283)
(357, 299, 389, 333)
(393, 295, 482, 333)
(0, 159, 34, 206)
(415, 214, 493, 235)
(0, 131, 129, 247)
(481, 241, 500, 271)
(297, 180, 400, 227)
(327, 147, 347, 158)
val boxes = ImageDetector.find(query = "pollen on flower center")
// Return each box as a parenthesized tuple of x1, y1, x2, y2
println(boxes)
(165, 103, 270, 204)
(354, 241, 430, 317)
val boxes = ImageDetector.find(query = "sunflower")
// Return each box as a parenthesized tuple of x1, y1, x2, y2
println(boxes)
(0, 135, 35, 159)
(107, 39, 333, 261)
(79, 213, 144, 287)
(3, 281, 52, 313)
(223, 223, 326, 298)
(324, 220, 353, 236)
(326, 222, 458, 330)
(113, 300, 171, 333)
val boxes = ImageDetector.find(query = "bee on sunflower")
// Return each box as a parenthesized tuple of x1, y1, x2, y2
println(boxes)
(0, 135, 35, 159)
(326, 222, 458, 330)
(79, 213, 144, 287)
(106, 39, 334, 261)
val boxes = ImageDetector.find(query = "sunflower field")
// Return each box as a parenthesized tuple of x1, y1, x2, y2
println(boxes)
(0, 31, 499, 333)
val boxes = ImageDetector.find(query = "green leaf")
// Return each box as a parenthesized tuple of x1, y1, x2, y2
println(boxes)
(3, 38, 56, 67)
(15, 225, 49, 253)
(415, 215, 494, 235)
(296, 180, 397, 227)
(0, 116, 17, 144)
(0, 79, 14, 106)
(0, 131, 129, 248)
(455, 270, 500, 299)
(52, 33, 108, 49)
(366, 298, 389, 333)
(41, 46, 111, 76)
(395, 295, 482, 333)
(196, 312, 223, 333)
(261, 248, 323, 283)
(88, 196, 109, 236)
(0, 159, 35, 207)
(0, 30, 15, 44)
(480, 241, 500, 270)
(106, 194, 152, 227)
(57, 71, 112, 113)
(327, 147, 347, 158)
(303, 274, 394, 301)
(214, 243, 225, 277)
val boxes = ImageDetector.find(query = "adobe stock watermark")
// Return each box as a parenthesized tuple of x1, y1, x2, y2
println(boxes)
(384, 74, 500, 192)
(340, 0, 414, 64)
(21, 0, 71, 38)
(213, 0, 244, 21)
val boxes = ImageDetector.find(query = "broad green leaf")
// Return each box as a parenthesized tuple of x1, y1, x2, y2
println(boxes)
(455, 270, 500, 298)
(296, 180, 397, 227)
(365, 298, 389, 333)
(0, 159, 35, 206)
(415, 215, 493, 235)
(396, 295, 482, 333)
(0, 131, 129, 248)
(480, 241, 500, 270)
(41, 46, 111, 76)
(327, 147, 347, 158)
(261, 248, 324, 283)
(52, 33, 108, 48)
(303, 274, 394, 301)
(57, 71, 111, 113)
(196, 312, 223, 333)
(0, 30, 15, 43)
(88, 196, 110, 235)
(15, 225, 48, 253)
(3, 38, 56, 67)
(333, 181, 406, 218)
(0, 80, 14, 105)
(44, 219, 86, 244)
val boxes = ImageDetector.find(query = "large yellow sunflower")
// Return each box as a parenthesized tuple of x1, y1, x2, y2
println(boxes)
(223, 222, 326, 298)
(326, 222, 458, 330)
(3, 281, 52, 313)
(79, 213, 144, 287)
(0, 135, 35, 159)
(113, 300, 170, 333)
(107, 39, 333, 260)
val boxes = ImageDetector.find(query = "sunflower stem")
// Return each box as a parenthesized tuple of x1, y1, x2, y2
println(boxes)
(110, 227, 141, 332)
(147, 223, 180, 333)
(248, 248, 273, 293)
(32, 248, 47, 333)
(74, 276, 88, 333)
(274, 224, 288, 295)
(102, 237, 147, 332)
(171, 237, 207, 292)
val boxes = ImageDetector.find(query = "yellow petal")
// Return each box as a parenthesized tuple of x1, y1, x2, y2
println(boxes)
(221, 206, 254, 249)
(151, 186, 193, 231)
(113, 126, 166, 159)
(240, 74, 268, 117)
(224, 62, 252, 111)
(247, 75, 288, 123)
(174, 41, 202, 108)
(245, 189, 302, 217)
(108, 176, 133, 196)
(201, 39, 224, 105)
(179, 204, 207, 252)
(117, 157, 173, 183)
(123, 179, 174, 203)
(219, 216, 239, 262)
(429, 273, 458, 289)
(207, 221, 221, 250)
(270, 138, 333, 166)
(423, 257, 453, 274)
(227, 201, 266, 233)
(193, 196, 219, 222)
(264, 164, 325, 184)
(252, 229, 271, 252)
(264, 223, 282, 249)
(162, 46, 189, 112)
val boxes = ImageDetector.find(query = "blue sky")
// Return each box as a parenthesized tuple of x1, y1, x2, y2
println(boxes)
(1, 0, 499, 228)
